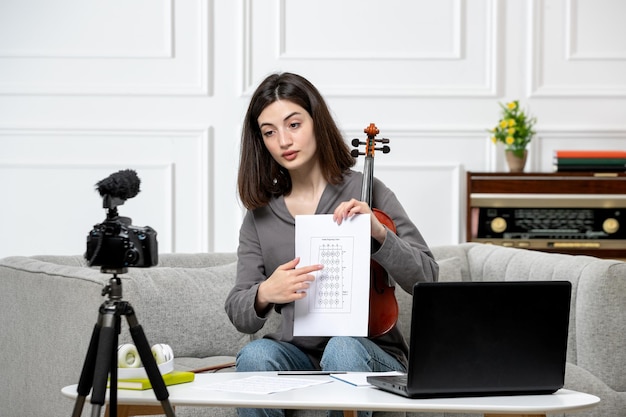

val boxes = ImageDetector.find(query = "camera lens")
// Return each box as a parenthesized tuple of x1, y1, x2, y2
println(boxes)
(124, 248, 140, 265)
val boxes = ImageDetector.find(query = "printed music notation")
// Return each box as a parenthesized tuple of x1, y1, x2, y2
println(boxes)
(311, 239, 351, 312)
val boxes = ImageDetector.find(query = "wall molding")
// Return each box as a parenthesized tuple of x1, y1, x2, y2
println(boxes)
(0, 126, 214, 253)
(528, 0, 626, 97)
(0, 0, 211, 96)
(565, 0, 626, 61)
(241, 0, 500, 98)
(377, 163, 463, 244)
(0, 0, 174, 59)
(277, 0, 463, 60)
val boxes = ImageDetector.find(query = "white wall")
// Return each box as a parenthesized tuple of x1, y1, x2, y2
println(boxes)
(0, 0, 625, 258)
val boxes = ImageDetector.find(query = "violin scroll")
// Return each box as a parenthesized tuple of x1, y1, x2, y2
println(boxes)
(351, 123, 390, 158)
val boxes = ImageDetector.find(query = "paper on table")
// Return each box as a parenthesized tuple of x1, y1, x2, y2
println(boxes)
(197, 375, 331, 395)
(294, 214, 371, 336)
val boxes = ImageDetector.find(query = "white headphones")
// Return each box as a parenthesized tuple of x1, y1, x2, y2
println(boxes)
(117, 343, 174, 368)
(151, 343, 174, 365)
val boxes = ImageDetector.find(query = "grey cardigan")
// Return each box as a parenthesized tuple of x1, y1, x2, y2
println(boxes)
(225, 170, 439, 367)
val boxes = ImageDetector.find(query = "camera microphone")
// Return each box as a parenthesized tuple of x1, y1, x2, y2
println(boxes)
(87, 168, 158, 269)
(97, 169, 141, 200)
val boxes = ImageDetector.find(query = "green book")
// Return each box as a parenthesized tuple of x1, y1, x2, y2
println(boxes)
(555, 157, 626, 166)
(110, 370, 195, 391)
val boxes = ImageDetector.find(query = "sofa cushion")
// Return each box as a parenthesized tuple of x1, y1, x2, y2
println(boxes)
(116, 262, 250, 359)
(431, 245, 470, 281)
(157, 252, 237, 268)
(175, 355, 236, 373)
(435, 257, 463, 282)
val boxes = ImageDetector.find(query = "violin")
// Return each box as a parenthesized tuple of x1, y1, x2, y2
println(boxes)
(351, 123, 399, 338)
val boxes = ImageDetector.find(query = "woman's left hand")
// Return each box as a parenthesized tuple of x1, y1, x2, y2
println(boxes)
(333, 198, 387, 243)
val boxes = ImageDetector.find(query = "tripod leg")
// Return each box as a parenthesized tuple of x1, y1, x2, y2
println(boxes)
(71, 322, 101, 417)
(89, 311, 117, 417)
(126, 308, 176, 417)
(108, 315, 121, 417)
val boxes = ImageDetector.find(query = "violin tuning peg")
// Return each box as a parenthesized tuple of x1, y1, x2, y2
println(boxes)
(350, 149, 361, 158)
(351, 138, 361, 147)
(382, 145, 391, 154)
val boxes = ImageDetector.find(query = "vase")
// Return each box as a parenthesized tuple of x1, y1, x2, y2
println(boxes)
(505, 149, 528, 172)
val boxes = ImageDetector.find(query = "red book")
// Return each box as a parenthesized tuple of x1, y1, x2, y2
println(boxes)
(555, 150, 626, 159)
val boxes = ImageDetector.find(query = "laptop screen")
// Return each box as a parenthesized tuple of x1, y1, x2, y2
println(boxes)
(406, 281, 571, 397)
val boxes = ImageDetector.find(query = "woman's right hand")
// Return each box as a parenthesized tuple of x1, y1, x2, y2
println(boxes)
(255, 257, 322, 312)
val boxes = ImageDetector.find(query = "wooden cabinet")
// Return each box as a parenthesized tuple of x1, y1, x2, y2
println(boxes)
(466, 172, 626, 259)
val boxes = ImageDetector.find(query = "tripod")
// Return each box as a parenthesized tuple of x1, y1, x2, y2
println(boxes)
(71, 268, 176, 417)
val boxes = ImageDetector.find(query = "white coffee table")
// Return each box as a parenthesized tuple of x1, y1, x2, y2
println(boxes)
(62, 371, 600, 417)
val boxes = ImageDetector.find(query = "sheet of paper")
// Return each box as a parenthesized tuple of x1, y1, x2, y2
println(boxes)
(294, 214, 370, 336)
(196, 375, 331, 395)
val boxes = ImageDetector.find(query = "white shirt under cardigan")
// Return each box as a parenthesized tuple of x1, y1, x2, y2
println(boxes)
(225, 169, 439, 368)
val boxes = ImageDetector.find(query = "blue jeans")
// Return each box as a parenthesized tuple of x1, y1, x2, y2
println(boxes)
(235, 337, 406, 417)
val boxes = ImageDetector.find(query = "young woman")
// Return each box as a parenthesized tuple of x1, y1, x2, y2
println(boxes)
(225, 72, 438, 417)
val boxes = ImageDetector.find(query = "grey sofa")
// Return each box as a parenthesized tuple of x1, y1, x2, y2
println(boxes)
(1, 243, 625, 417)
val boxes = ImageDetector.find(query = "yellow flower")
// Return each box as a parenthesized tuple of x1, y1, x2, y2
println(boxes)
(487, 99, 536, 152)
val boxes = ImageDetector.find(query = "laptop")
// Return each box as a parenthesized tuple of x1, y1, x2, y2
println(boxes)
(367, 281, 572, 398)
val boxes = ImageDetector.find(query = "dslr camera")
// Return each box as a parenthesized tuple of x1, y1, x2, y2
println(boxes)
(85, 169, 158, 270)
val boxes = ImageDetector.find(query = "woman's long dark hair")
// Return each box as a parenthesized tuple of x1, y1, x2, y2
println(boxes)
(238, 72, 355, 210)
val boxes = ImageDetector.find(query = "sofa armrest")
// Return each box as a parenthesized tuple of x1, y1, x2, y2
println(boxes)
(576, 261, 626, 392)
(0, 256, 109, 417)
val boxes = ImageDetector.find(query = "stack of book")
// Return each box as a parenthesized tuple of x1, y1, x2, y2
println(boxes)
(553, 150, 626, 172)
